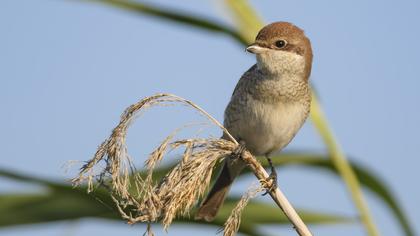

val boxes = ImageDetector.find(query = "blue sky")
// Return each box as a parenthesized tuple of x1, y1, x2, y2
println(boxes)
(1, 0, 419, 235)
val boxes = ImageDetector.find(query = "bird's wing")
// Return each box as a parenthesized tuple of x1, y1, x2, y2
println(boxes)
(231, 64, 258, 97)
(222, 64, 258, 140)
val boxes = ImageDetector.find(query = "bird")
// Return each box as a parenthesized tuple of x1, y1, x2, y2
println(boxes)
(195, 22, 313, 222)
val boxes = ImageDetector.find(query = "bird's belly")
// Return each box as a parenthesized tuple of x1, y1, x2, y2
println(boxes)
(236, 99, 307, 156)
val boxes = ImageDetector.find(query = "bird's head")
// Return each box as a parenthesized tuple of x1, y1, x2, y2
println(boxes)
(247, 22, 313, 79)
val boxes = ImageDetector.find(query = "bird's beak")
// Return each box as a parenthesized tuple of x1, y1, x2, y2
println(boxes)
(246, 43, 267, 54)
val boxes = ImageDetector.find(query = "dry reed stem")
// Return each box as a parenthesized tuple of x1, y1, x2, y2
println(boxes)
(71, 93, 312, 236)
(241, 151, 313, 236)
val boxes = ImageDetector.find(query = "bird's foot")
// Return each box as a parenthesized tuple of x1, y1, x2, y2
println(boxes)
(262, 157, 278, 196)
(232, 140, 247, 159)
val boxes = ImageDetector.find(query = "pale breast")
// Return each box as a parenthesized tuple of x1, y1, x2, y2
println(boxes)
(232, 97, 308, 156)
(223, 64, 311, 156)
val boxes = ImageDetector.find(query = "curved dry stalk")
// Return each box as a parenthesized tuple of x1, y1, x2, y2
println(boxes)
(240, 151, 313, 236)
(72, 93, 312, 236)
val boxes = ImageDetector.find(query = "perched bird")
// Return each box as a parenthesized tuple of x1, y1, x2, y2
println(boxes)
(196, 22, 313, 222)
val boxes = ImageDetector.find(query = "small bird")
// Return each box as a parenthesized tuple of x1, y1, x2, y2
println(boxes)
(196, 22, 313, 221)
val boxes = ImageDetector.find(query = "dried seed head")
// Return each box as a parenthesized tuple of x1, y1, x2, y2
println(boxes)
(223, 184, 264, 236)
(72, 94, 258, 235)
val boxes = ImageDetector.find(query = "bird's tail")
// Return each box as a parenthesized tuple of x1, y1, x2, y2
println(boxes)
(195, 159, 246, 222)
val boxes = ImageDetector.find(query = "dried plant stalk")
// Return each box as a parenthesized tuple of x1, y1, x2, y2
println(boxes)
(241, 151, 313, 236)
(72, 93, 312, 236)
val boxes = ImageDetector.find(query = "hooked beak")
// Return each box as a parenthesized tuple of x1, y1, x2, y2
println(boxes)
(246, 43, 267, 54)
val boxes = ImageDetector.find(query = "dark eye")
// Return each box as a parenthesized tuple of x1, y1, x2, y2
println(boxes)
(274, 40, 287, 48)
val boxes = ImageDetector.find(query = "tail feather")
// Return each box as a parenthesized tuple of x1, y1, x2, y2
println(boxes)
(195, 159, 246, 221)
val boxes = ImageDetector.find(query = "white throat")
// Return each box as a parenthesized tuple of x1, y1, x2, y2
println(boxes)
(256, 50, 305, 77)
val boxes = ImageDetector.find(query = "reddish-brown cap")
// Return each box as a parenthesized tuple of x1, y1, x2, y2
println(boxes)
(253, 22, 313, 78)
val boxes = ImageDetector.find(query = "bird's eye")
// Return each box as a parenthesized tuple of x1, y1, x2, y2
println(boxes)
(274, 40, 287, 49)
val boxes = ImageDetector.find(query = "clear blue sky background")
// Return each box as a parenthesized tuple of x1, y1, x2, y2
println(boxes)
(1, 0, 419, 236)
